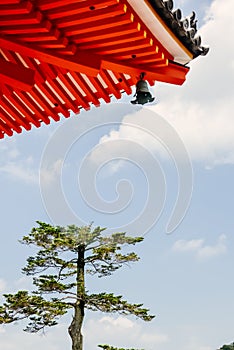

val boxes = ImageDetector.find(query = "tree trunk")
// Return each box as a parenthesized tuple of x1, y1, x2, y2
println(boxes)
(68, 305, 84, 350)
(68, 245, 85, 350)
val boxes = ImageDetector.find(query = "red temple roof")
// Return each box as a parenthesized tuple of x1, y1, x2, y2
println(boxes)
(0, 0, 207, 138)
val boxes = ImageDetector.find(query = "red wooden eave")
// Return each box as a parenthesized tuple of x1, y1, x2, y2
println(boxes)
(0, 0, 190, 139)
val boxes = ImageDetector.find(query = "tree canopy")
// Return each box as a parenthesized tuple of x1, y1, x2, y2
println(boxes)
(0, 222, 154, 350)
(98, 346, 144, 350)
(218, 343, 234, 350)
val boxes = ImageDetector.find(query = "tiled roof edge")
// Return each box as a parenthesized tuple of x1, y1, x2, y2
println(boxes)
(147, 0, 209, 58)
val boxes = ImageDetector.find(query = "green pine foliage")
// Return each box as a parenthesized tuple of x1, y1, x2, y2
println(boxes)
(98, 345, 144, 350)
(218, 344, 234, 350)
(0, 221, 154, 350)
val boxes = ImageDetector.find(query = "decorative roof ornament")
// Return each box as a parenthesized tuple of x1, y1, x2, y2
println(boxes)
(148, 0, 209, 58)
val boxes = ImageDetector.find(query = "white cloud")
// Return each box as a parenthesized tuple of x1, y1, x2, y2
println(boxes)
(88, 120, 167, 175)
(99, 315, 134, 329)
(40, 158, 63, 186)
(0, 315, 168, 350)
(0, 323, 69, 350)
(172, 238, 204, 252)
(0, 139, 20, 161)
(0, 159, 38, 184)
(84, 316, 169, 349)
(0, 278, 6, 292)
(197, 234, 227, 259)
(153, 0, 234, 166)
(172, 234, 227, 259)
(0, 141, 38, 184)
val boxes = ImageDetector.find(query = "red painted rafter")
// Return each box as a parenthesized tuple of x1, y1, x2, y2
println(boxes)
(0, 1, 33, 16)
(0, 37, 101, 76)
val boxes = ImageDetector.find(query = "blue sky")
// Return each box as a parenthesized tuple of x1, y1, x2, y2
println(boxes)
(1, 0, 234, 349)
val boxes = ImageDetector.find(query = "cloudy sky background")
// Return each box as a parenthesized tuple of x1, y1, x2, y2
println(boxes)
(1, 0, 234, 349)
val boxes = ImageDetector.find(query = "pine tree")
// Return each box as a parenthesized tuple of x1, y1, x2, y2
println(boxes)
(0, 222, 154, 350)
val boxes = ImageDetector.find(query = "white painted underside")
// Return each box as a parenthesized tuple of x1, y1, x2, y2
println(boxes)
(126, 0, 193, 65)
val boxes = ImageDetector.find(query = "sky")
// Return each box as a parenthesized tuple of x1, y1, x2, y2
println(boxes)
(1, 0, 234, 349)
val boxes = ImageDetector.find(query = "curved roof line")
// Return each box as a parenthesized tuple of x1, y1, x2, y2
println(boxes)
(127, 0, 209, 65)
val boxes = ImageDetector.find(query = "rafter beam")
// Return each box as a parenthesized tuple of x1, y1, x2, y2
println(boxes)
(0, 0, 21, 4)
(0, 57, 35, 91)
(101, 59, 189, 85)
(0, 1, 33, 15)
(0, 37, 101, 76)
